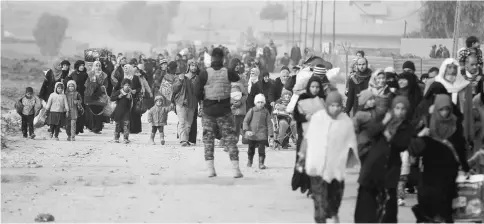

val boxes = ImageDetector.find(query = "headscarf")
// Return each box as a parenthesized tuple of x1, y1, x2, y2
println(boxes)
(358, 89, 375, 107)
(386, 96, 410, 137)
(123, 64, 135, 80)
(117, 56, 126, 65)
(325, 91, 343, 118)
(248, 67, 260, 92)
(368, 69, 387, 95)
(429, 94, 457, 140)
(51, 58, 63, 80)
(74, 60, 85, 72)
(434, 58, 470, 103)
(91, 61, 102, 75)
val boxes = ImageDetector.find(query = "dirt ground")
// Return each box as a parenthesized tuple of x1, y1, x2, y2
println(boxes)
(1, 110, 418, 223)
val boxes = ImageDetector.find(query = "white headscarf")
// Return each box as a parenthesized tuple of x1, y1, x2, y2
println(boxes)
(434, 58, 470, 103)
(123, 64, 135, 80)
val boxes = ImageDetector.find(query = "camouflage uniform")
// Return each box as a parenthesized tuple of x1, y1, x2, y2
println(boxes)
(202, 112, 239, 161)
(114, 120, 130, 140)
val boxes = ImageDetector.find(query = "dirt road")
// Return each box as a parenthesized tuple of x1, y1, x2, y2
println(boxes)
(1, 112, 417, 223)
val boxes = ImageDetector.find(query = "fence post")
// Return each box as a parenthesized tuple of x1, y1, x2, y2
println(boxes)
(420, 58, 423, 76)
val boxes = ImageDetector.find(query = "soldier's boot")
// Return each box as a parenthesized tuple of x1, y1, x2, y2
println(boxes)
(231, 160, 243, 178)
(206, 160, 217, 178)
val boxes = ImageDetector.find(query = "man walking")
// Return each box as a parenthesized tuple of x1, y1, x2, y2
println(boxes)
(195, 48, 244, 178)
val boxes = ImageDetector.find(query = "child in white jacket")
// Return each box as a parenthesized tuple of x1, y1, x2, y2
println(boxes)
(45, 82, 69, 140)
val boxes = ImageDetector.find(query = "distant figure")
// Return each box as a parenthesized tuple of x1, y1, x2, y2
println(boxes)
(442, 46, 450, 58)
(435, 44, 443, 58)
(429, 45, 437, 58)
(290, 43, 302, 66)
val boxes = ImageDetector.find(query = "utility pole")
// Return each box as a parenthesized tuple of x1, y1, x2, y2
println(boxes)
(452, 0, 461, 58)
(320, 0, 324, 53)
(206, 8, 212, 45)
(292, 0, 295, 45)
(332, 0, 336, 54)
(287, 1, 290, 47)
(312, 1, 318, 50)
(304, 0, 309, 51)
(403, 20, 407, 38)
(299, 0, 303, 45)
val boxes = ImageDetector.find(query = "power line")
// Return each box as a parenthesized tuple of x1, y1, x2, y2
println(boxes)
(353, 1, 426, 22)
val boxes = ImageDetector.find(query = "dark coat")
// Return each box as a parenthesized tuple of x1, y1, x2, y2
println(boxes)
(110, 90, 132, 122)
(408, 126, 470, 221)
(247, 80, 273, 112)
(358, 119, 415, 189)
(39, 70, 62, 102)
(269, 77, 284, 103)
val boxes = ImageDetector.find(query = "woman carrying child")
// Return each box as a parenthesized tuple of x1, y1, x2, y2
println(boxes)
(408, 94, 470, 223)
(354, 96, 415, 223)
(290, 76, 326, 196)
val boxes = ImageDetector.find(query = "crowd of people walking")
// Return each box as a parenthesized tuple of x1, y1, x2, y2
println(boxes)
(14, 35, 484, 223)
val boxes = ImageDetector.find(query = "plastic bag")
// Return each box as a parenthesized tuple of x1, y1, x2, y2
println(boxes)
(33, 100, 48, 128)
(453, 174, 484, 222)
(33, 108, 47, 128)
(103, 101, 116, 117)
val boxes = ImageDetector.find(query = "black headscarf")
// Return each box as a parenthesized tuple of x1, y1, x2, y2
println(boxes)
(74, 60, 85, 72)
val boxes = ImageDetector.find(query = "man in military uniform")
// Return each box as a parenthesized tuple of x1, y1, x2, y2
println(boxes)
(194, 48, 243, 178)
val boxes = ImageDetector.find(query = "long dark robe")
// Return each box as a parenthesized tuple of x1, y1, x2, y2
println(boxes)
(188, 104, 198, 144)
(39, 70, 62, 102)
(128, 76, 142, 134)
(102, 60, 114, 96)
(84, 71, 109, 133)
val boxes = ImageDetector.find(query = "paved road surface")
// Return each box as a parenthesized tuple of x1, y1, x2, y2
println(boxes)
(1, 110, 417, 223)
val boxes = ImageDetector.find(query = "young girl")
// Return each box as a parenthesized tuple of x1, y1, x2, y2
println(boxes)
(65, 80, 82, 141)
(409, 94, 470, 223)
(304, 91, 359, 223)
(45, 82, 69, 140)
(243, 94, 273, 169)
(111, 79, 133, 144)
(147, 95, 172, 145)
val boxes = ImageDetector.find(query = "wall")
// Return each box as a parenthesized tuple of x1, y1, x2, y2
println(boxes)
(265, 32, 401, 51)
(400, 38, 465, 58)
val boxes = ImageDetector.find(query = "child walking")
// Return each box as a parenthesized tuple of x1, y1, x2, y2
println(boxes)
(111, 79, 133, 144)
(15, 87, 42, 139)
(45, 82, 69, 140)
(243, 94, 273, 169)
(147, 95, 172, 145)
(303, 91, 359, 223)
(65, 80, 82, 141)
